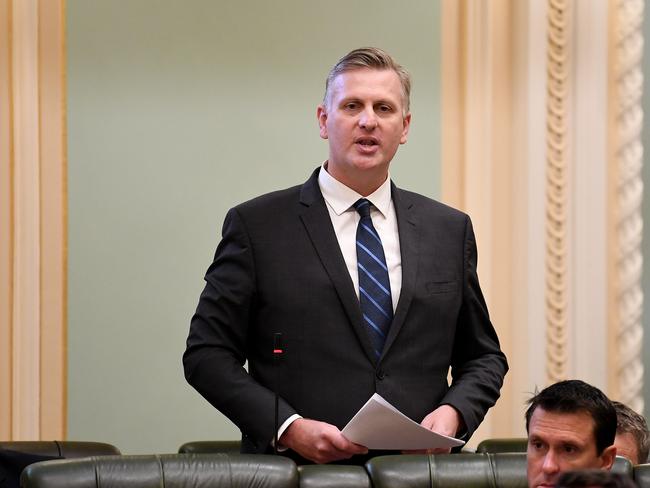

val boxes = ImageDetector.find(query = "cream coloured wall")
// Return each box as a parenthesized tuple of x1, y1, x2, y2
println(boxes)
(66, 0, 442, 454)
(441, 0, 647, 440)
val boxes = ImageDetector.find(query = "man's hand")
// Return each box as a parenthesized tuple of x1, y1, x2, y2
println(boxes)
(403, 404, 464, 455)
(279, 418, 368, 464)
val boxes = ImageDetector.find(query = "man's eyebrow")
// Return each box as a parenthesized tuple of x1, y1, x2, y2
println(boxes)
(561, 439, 584, 447)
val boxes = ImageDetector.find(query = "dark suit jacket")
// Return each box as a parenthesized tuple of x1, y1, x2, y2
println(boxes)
(183, 167, 508, 458)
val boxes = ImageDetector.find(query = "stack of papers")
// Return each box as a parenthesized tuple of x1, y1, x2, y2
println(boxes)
(341, 393, 465, 450)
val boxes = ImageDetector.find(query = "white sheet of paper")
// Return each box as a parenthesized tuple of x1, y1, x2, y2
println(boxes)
(341, 393, 465, 450)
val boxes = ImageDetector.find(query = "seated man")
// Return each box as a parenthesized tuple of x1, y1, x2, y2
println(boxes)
(556, 469, 636, 488)
(612, 400, 649, 465)
(526, 380, 618, 488)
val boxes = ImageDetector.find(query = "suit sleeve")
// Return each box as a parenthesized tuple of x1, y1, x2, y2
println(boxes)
(440, 215, 509, 437)
(183, 208, 296, 453)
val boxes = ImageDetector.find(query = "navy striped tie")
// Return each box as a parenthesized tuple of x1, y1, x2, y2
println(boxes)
(354, 198, 393, 358)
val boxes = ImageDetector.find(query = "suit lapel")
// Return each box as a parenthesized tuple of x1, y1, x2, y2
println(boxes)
(298, 169, 378, 363)
(382, 185, 419, 357)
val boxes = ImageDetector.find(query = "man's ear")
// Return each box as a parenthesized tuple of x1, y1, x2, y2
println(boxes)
(400, 113, 412, 144)
(599, 445, 617, 470)
(317, 105, 328, 140)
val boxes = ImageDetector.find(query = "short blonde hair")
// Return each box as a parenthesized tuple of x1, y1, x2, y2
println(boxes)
(323, 47, 411, 116)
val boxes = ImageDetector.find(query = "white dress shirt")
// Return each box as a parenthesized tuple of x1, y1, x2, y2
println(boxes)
(317, 165, 402, 310)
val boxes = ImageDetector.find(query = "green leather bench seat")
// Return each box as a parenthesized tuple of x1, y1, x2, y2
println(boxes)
(366, 453, 633, 488)
(635, 464, 650, 487)
(178, 440, 241, 454)
(367, 453, 528, 488)
(0, 441, 120, 458)
(298, 465, 370, 488)
(20, 450, 639, 488)
(177, 445, 371, 488)
(475, 438, 527, 454)
(21, 453, 298, 488)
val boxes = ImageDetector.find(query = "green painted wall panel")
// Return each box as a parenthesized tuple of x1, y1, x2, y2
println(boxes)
(67, 0, 441, 453)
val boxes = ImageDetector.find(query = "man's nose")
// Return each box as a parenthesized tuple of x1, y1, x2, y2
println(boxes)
(541, 451, 560, 474)
(358, 108, 378, 130)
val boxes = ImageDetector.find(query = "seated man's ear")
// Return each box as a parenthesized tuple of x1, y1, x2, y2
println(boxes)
(599, 445, 617, 470)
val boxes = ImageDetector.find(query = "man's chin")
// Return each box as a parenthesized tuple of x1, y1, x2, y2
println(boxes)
(529, 477, 556, 488)
(348, 157, 386, 171)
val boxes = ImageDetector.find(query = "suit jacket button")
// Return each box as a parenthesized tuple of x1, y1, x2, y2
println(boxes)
(376, 369, 385, 380)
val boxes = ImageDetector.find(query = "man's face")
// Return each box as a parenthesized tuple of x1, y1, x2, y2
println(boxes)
(317, 68, 411, 192)
(614, 431, 640, 464)
(527, 407, 616, 488)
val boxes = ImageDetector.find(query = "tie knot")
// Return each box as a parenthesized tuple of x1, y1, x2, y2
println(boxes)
(354, 198, 371, 218)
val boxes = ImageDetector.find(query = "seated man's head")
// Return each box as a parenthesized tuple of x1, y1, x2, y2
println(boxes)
(526, 380, 617, 488)
(612, 400, 649, 465)
(556, 469, 637, 488)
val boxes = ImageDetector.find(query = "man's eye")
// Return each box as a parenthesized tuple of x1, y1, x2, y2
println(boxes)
(378, 105, 392, 112)
(344, 103, 358, 110)
(564, 445, 577, 454)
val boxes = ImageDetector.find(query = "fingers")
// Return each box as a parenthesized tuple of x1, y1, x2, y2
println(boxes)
(402, 448, 427, 455)
(337, 439, 369, 456)
(330, 431, 367, 453)
(420, 405, 461, 438)
(428, 447, 452, 454)
(402, 447, 452, 455)
(280, 418, 368, 464)
(309, 433, 364, 463)
(315, 430, 368, 463)
(401, 406, 462, 455)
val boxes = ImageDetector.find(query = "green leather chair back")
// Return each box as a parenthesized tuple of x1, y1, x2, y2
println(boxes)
(298, 465, 370, 488)
(178, 440, 241, 454)
(366, 453, 633, 488)
(366, 453, 528, 488)
(0, 441, 120, 457)
(613, 456, 634, 474)
(475, 438, 527, 454)
(634, 463, 650, 487)
(21, 453, 298, 488)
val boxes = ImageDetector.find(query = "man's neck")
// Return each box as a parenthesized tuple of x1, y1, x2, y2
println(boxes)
(324, 162, 388, 196)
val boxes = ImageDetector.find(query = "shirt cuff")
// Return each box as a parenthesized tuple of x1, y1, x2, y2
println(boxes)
(272, 414, 303, 452)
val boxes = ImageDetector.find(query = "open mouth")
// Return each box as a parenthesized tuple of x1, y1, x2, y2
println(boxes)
(355, 137, 379, 147)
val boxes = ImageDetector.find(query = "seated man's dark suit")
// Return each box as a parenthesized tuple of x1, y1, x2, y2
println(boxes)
(183, 167, 508, 461)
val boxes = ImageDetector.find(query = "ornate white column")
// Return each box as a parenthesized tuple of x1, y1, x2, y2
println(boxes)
(608, 0, 645, 413)
(545, 0, 572, 384)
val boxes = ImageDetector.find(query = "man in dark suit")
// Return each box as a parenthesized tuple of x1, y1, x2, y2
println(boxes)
(183, 47, 508, 464)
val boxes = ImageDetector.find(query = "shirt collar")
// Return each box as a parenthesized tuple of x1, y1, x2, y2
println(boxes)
(318, 163, 392, 217)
